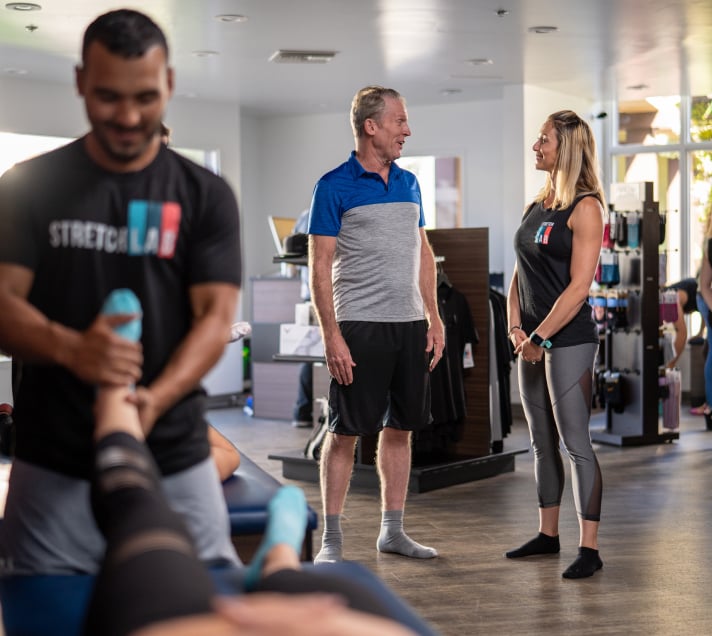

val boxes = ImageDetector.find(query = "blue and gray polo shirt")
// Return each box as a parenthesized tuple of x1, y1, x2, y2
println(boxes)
(308, 151, 426, 323)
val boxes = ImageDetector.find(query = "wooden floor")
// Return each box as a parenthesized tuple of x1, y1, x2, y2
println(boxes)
(207, 404, 712, 636)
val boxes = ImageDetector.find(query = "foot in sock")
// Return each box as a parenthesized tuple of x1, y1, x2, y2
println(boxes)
(377, 531, 438, 559)
(505, 532, 560, 558)
(314, 513, 343, 564)
(562, 547, 603, 579)
(314, 544, 343, 564)
(244, 485, 307, 590)
(377, 510, 437, 559)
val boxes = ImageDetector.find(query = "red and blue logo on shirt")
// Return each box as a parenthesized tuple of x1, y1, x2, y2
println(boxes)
(127, 200, 181, 258)
(535, 222, 554, 245)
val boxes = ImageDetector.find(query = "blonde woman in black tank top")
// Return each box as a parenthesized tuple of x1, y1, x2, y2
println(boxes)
(506, 110, 606, 579)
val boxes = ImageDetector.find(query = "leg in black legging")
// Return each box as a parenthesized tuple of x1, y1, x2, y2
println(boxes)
(83, 432, 215, 636)
(255, 568, 396, 619)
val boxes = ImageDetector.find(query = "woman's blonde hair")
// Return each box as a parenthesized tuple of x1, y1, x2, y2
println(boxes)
(535, 110, 606, 211)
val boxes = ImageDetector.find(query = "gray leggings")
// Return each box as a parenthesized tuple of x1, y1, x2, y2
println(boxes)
(518, 342, 602, 521)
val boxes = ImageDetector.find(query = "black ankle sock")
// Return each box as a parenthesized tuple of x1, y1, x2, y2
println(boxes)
(505, 532, 560, 559)
(562, 547, 603, 579)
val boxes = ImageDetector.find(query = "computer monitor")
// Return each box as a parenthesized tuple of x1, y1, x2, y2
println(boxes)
(268, 215, 297, 256)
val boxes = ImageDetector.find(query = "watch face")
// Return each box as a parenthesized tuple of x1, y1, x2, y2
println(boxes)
(532, 333, 552, 348)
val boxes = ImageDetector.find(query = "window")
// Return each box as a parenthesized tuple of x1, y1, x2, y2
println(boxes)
(618, 96, 680, 146)
(690, 149, 712, 276)
(0, 132, 72, 177)
(614, 87, 712, 338)
(615, 91, 712, 283)
(0, 131, 219, 178)
(690, 95, 712, 143)
(396, 155, 462, 228)
(611, 150, 681, 284)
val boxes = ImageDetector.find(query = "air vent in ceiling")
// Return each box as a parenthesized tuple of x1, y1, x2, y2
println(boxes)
(269, 49, 337, 64)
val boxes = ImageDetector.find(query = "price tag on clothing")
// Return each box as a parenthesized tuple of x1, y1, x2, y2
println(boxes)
(463, 342, 475, 368)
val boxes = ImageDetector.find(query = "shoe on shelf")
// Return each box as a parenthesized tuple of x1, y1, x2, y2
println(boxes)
(690, 403, 708, 416)
(292, 420, 313, 429)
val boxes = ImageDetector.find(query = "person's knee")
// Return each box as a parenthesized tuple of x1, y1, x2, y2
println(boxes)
(561, 441, 595, 465)
(378, 428, 412, 454)
(324, 433, 357, 458)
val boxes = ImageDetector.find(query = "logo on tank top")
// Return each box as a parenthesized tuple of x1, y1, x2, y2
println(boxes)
(535, 222, 555, 245)
(47, 200, 182, 258)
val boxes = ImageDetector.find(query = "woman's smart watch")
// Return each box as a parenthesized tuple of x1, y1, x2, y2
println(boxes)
(530, 332, 552, 349)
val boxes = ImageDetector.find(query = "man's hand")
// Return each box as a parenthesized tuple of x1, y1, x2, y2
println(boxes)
(126, 386, 161, 434)
(67, 313, 143, 385)
(426, 317, 445, 371)
(324, 331, 356, 385)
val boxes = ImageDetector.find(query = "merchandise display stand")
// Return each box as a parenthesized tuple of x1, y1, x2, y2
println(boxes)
(591, 183, 679, 446)
(269, 228, 527, 492)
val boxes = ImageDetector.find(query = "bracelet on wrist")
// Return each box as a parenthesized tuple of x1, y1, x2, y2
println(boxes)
(508, 325, 522, 337)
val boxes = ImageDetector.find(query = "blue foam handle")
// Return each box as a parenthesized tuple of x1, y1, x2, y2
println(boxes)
(100, 289, 142, 342)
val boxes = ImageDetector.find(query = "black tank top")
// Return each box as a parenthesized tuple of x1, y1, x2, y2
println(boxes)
(514, 195, 599, 348)
(665, 278, 698, 314)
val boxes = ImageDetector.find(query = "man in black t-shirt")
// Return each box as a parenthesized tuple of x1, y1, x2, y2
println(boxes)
(0, 9, 242, 574)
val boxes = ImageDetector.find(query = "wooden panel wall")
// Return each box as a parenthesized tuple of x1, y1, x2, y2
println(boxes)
(427, 228, 491, 457)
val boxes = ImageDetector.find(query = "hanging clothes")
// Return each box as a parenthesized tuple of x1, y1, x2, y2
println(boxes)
(415, 275, 478, 460)
(489, 288, 515, 438)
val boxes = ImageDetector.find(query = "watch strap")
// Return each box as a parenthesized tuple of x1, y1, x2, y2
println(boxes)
(530, 332, 552, 349)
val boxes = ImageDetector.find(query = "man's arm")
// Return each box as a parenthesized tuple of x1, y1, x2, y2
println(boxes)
(0, 262, 143, 385)
(418, 228, 445, 371)
(667, 292, 688, 369)
(309, 235, 355, 385)
(132, 282, 239, 433)
(208, 424, 241, 481)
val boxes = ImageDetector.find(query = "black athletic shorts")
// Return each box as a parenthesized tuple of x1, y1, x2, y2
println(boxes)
(328, 320, 432, 436)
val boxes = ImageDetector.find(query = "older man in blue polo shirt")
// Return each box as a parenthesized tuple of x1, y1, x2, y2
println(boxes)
(308, 85, 445, 564)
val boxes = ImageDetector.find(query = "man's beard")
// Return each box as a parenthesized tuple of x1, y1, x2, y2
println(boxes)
(95, 122, 160, 164)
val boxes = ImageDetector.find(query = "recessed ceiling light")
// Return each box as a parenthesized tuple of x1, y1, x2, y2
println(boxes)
(528, 25, 558, 34)
(450, 74, 503, 80)
(626, 84, 649, 91)
(215, 14, 248, 23)
(5, 2, 41, 10)
(441, 88, 462, 96)
(269, 50, 337, 64)
(3, 67, 27, 75)
(468, 58, 493, 66)
(495, 9, 509, 17)
(192, 50, 219, 58)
